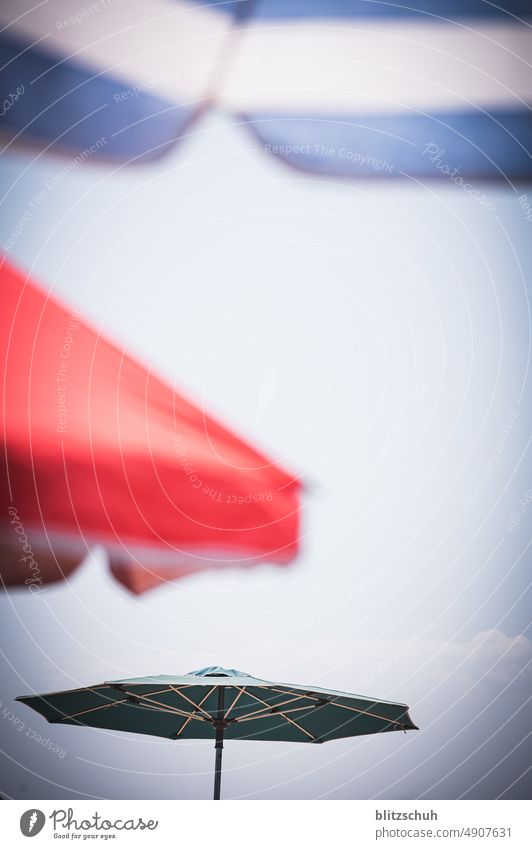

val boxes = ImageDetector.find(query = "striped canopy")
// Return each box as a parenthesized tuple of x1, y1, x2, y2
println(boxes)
(1, 0, 530, 178)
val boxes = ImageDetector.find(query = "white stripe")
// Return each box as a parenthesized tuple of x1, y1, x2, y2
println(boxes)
(220, 20, 532, 113)
(0, 0, 232, 102)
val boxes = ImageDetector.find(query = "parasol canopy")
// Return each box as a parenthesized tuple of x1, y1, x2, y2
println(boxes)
(17, 666, 418, 799)
(1, 0, 531, 178)
(0, 260, 300, 593)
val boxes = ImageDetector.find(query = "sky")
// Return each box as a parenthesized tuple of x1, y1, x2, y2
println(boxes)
(0, 110, 531, 800)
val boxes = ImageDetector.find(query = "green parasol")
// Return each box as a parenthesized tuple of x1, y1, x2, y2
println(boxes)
(17, 666, 417, 799)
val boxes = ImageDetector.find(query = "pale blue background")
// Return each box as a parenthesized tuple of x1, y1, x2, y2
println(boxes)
(1, 111, 531, 799)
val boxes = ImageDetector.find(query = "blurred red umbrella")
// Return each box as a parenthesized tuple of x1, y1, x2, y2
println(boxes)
(0, 260, 300, 593)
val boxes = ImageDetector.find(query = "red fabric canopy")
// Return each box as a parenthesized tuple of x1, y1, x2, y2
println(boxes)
(1, 260, 300, 593)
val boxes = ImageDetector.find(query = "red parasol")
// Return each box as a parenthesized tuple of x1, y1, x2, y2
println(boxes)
(1, 260, 300, 593)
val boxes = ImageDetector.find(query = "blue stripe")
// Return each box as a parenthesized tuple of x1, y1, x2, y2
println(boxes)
(0, 36, 193, 163)
(190, 0, 532, 20)
(244, 111, 532, 178)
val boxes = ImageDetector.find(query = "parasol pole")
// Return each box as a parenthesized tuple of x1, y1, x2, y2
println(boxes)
(213, 686, 225, 800)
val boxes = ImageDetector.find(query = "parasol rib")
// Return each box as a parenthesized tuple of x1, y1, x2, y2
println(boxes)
(172, 686, 217, 739)
(243, 690, 316, 741)
(234, 694, 315, 722)
(124, 690, 208, 722)
(328, 701, 405, 727)
(168, 686, 215, 720)
(224, 687, 245, 720)
(235, 705, 323, 724)
(52, 687, 181, 723)
(268, 687, 322, 701)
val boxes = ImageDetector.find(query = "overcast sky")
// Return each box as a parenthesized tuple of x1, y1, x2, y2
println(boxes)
(1, 111, 531, 800)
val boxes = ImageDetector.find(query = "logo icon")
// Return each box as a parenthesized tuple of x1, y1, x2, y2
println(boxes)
(20, 809, 46, 837)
